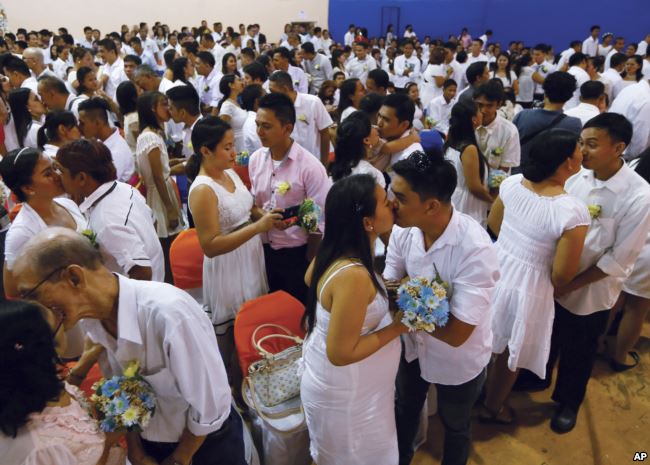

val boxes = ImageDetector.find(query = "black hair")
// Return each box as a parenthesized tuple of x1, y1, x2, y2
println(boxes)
(166, 84, 200, 116)
(580, 80, 605, 100)
(3, 56, 31, 76)
(0, 147, 42, 202)
(186, 115, 232, 180)
(456, 50, 468, 64)
(221, 52, 238, 74)
(474, 79, 505, 103)
(243, 62, 268, 83)
(543, 71, 577, 103)
(583, 112, 633, 146)
(523, 129, 579, 182)
(382, 93, 415, 127)
(443, 78, 457, 89)
(0, 300, 64, 438)
(196, 51, 215, 68)
(303, 174, 385, 333)
(533, 43, 549, 53)
(57, 138, 117, 183)
(570, 40, 582, 48)
(124, 54, 142, 66)
(7, 88, 34, 148)
(37, 75, 69, 96)
(241, 84, 265, 111)
(367, 68, 389, 90)
(171, 57, 190, 84)
(568, 52, 587, 68)
(301, 42, 315, 54)
(634, 147, 650, 185)
(76, 66, 95, 95)
(338, 78, 361, 118)
(621, 55, 644, 81)
(37, 110, 76, 148)
(268, 70, 294, 90)
(98, 38, 117, 53)
(466, 62, 487, 85)
(330, 49, 345, 70)
(445, 101, 488, 179)
(610, 52, 627, 69)
(78, 96, 110, 123)
(137, 91, 166, 133)
(359, 92, 385, 116)
(257, 92, 296, 126)
(241, 47, 256, 60)
(330, 111, 371, 181)
(71, 46, 91, 63)
(217, 74, 237, 110)
(590, 25, 601, 32)
(392, 150, 457, 202)
(116, 80, 138, 115)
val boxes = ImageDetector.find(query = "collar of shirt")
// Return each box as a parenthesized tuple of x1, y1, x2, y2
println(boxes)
(575, 102, 600, 113)
(579, 162, 630, 194)
(79, 180, 117, 214)
(410, 208, 462, 255)
(477, 114, 500, 135)
(103, 127, 120, 147)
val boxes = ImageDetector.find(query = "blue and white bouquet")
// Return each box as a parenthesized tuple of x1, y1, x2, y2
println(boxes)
(397, 265, 450, 332)
(90, 360, 156, 433)
(488, 169, 508, 188)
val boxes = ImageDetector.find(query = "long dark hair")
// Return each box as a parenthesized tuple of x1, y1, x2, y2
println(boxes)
(116, 80, 138, 115)
(137, 91, 165, 133)
(186, 115, 232, 181)
(217, 74, 237, 111)
(493, 53, 513, 84)
(303, 174, 385, 333)
(330, 49, 344, 70)
(330, 111, 370, 181)
(0, 300, 64, 438)
(444, 101, 488, 179)
(621, 55, 643, 81)
(7, 87, 33, 147)
(221, 52, 238, 75)
(634, 147, 650, 185)
(171, 56, 189, 83)
(36, 110, 77, 148)
(338, 78, 360, 118)
(0, 147, 41, 202)
(76, 66, 94, 95)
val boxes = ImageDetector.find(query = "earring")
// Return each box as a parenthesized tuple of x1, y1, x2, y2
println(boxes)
(369, 226, 374, 231)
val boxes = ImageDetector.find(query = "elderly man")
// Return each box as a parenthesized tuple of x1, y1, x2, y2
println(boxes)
(13, 227, 249, 465)
(37, 75, 84, 116)
(22, 47, 56, 82)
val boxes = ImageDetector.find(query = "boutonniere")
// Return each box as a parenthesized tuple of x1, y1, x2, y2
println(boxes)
(276, 181, 291, 195)
(541, 66, 549, 73)
(297, 114, 309, 124)
(314, 64, 320, 70)
(81, 229, 100, 249)
(491, 147, 504, 157)
(588, 204, 602, 220)
(426, 116, 437, 127)
(363, 64, 368, 71)
(203, 85, 210, 92)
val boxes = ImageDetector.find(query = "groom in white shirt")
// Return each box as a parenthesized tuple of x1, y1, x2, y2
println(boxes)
(384, 151, 499, 465)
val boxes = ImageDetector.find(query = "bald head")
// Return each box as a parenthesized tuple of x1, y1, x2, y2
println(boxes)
(23, 47, 46, 74)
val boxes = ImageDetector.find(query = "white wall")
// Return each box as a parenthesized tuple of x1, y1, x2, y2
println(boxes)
(4, 0, 328, 43)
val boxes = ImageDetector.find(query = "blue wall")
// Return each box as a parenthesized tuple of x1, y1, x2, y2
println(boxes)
(328, 0, 649, 53)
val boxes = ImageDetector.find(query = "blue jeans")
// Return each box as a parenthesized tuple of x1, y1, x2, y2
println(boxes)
(395, 353, 486, 465)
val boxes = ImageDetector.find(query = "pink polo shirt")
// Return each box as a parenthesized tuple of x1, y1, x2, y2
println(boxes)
(248, 140, 331, 250)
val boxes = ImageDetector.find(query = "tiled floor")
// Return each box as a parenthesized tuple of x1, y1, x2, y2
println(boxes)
(412, 321, 650, 465)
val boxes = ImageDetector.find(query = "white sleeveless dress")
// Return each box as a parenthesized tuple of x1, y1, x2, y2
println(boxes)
(490, 175, 590, 377)
(445, 146, 490, 226)
(188, 171, 268, 326)
(300, 263, 401, 465)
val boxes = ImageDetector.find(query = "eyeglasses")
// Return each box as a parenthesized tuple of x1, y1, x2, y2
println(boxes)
(51, 308, 65, 336)
(21, 266, 66, 300)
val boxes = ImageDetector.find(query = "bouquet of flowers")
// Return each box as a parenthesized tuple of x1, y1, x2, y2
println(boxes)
(397, 265, 450, 332)
(296, 198, 322, 233)
(488, 169, 508, 188)
(236, 151, 250, 167)
(90, 360, 156, 433)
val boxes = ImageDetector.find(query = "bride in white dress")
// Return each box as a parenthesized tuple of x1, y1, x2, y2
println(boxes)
(301, 174, 408, 465)
(187, 116, 283, 380)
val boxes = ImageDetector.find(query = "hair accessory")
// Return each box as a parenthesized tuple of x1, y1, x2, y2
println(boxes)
(354, 202, 364, 213)
(13, 147, 30, 165)
(409, 150, 433, 171)
(14, 342, 24, 351)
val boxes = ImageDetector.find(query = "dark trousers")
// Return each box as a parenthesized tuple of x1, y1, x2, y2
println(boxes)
(395, 353, 486, 465)
(263, 244, 309, 304)
(548, 301, 609, 411)
(141, 406, 246, 465)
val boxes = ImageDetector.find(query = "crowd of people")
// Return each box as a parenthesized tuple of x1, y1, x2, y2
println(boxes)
(0, 17, 649, 465)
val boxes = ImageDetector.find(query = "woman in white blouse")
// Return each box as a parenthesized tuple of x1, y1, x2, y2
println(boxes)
(36, 111, 81, 159)
(217, 74, 247, 153)
(492, 53, 519, 96)
(7, 88, 45, 149)
(329, 111, 385, 189)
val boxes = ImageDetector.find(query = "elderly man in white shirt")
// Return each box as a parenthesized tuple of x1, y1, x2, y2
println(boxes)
(345, 42, 377, 85)
(564, 53, 591, 110)
(385, 151, 499, 465)
(271, 46, 309, 94)
(610, 78, 650, 160)
(582, 25, 601, 57)
(564, 81, 604, 125)
(545, 113, 650, 434)
(392, 40, 421, 90)
(12, 227, 250, 465)
(300, 42, 333, 95)
(268, 71, 333, 163)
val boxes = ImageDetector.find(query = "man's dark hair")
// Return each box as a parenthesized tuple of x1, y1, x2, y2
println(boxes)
(580, 80, 605, 100)
(473, 38, 484, 46)
(393, 150, 457, 203)
(570, 40, 582, 48)
(78, 96, 110, 123)
(543, 71, 576, 103)
(201, 33, 214, 43)
(98, 38, 117, 53)
(474, 80, 504, 102)
(241, 47, 256, 60)
(443, 78, 457, 89)
(382, 93, 415, 127)
(129, 36, 142, 47)
(367, 68, 390, 90)
(583, 112, 633, 146)
(258, 92, 296, 126)
(243, 62, 267, 82)
(590, 25, 601, 32)
(456, 50, 468, 64)
(196, 51, 215, 68)
(3, 56, 30, 76)
(359, 92, 385, 115)
(533, 43, 549, 53)
(273, 47, 292, 61)
(37, 75, 69, 95)
(123, 54, 142, 66)
(610, 52, 627, 68)
(241, 84, 265, 111)
(301, 42, 315, 55)
(268, 70, 294, 90)
(182, 41, 199, 56)
(466, 62, 487, 85)
(568, 52, 587, 67)
(166, 84, 200, 116)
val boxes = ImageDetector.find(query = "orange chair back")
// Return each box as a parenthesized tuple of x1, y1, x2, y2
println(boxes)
(234, 291, 306, 377)
(169, 228, 204, 289)
(233, 165, 251, 190)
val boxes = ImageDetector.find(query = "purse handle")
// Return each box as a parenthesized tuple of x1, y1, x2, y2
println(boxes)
(251, 323, 303, 357)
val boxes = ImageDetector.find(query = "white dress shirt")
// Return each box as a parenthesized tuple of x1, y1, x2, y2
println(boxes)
(343, 31, 355, 47)
(602, 68, 623, 100)
(345, 56, 377, 85)
(102, 129, 136, 182)
(100, 58, 127, 100)
(291, 92, 333, 158)
(211, 43, 226, 73)
(564, 66, 591, 110)
(392, 54, 421, 89)
(182, 117, 200, 158)
(558, 165, 650, 315)
(564, 102, 600, 126)
(286, 65, 309, 94)
(582, 36, 599, 57)
(466, 53, 488, 64)
(79, 181, 165, 282)
(196, 68, 222, 108)
(82, 275, 232, 442)
(604, 49, 617, 70)
(77, 38, 94, 49)
(426, 95, 454, 134)
(475, 115, 521, 169)
(138, 50, 158, 69)
(610, 80, 650, 159)
(52, 58, 69, 80)
(243, 111, 262, 154)
(638, 40, 649, 57)
(303, 53, 333, 95)
(557, 48, 576, 70)
(383, 211, 500, 385)
(388, 130, 424, 174)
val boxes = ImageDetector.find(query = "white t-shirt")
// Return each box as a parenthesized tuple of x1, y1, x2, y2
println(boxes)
(291, 92, 334, 159)
(383, 211, 500, 385)
(103, 129, 135, 182)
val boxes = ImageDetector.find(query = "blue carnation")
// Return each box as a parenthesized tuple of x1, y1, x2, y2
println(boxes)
(140, 393, 155, 410)
(420, 285, 434, 300)
(398, 291, 413, 311)
(109, 392, 130, 415)
(101, 378, 120, 397)
(432, 300, 450, 326)
(100, 417, 117, 432)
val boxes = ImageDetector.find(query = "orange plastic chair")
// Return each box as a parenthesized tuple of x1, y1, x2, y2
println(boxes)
(234, 291, 306, 378)
(169, 228, 204, 290)
(233, 164, 251, 190)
